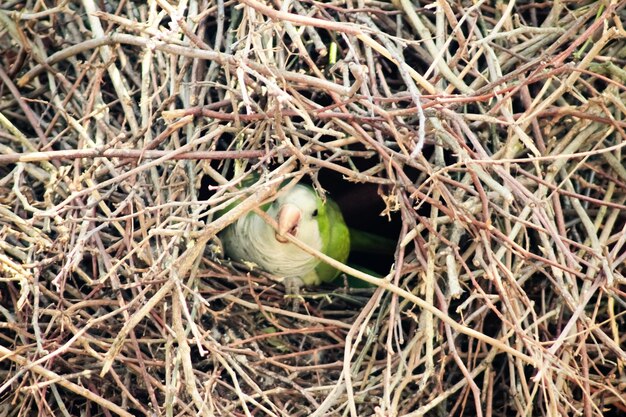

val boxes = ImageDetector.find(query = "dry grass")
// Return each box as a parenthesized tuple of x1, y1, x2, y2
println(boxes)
(1, 0, 626, 416)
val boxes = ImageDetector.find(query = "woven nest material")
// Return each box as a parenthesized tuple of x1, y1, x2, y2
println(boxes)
(1, 1, 626, 416)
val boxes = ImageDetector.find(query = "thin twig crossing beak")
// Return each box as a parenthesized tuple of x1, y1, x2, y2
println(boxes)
(276, 203, 301, 243)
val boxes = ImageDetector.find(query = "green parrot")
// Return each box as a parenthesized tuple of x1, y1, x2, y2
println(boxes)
(220, 184, 351, 286)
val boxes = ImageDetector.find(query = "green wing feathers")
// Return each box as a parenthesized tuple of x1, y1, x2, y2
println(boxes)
(315, 197, 350, 283)
(348, 228, 396, 256)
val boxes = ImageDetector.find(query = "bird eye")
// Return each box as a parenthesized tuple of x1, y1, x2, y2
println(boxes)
(312, 209, 318, 217)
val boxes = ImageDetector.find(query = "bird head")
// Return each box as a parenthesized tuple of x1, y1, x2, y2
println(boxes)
(271, 185, 321, 244)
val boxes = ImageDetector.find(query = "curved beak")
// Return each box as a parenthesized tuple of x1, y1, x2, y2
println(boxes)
(275, 203, 301, 243)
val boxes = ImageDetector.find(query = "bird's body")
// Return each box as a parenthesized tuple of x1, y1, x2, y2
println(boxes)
(220, 184, 350, 286)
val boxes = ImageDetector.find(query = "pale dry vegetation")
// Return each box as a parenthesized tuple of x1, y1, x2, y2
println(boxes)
(1, 1, 626, 416)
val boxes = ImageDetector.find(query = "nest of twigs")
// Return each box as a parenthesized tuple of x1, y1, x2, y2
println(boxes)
(2, 0, 626, 416)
